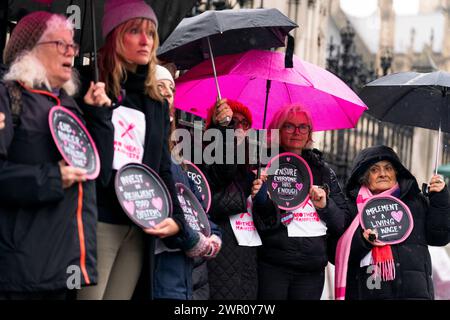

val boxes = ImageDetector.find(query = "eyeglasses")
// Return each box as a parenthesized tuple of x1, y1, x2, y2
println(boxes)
(281, 122, 311, 134)
(232, 117, 250, 130)
(36, 40, 80, 56)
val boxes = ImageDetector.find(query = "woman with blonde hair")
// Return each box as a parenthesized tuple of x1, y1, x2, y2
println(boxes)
(251, 104, 349, 300)
(77, 0, 194, 300)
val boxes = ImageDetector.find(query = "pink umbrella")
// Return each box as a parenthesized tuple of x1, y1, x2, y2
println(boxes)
(174, 49, 367, 131)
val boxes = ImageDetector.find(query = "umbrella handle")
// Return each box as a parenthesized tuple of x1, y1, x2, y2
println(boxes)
(90, 0, 99, 83)
(207, 37, 221, 100)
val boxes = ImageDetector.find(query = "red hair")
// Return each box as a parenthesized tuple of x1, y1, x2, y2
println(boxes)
(205, 99, 252, 129)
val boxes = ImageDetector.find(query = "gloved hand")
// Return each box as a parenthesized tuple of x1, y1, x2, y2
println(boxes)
(185, 232, 211, 258)
(204, 234, 222, 259)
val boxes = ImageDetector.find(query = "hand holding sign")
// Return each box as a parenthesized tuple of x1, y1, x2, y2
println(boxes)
(143, 218, 180, 238)
(265, 152, 313, 211)
(115, 163, 172, 229)
(309, 185, 327, 209)
(360, 195, 413, 245)
(58, 160, 87, 189)
(49, 106, 100, 179)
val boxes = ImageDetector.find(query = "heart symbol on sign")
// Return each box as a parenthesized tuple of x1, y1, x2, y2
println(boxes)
(64, 140, 68, 146)
(123, 201, 135, 215)
(391, 211, 403, 222)
(193, 210, 198, 217)
(295, 183, 303, 191)
(145, 182, 150, 187)
(152, 197, 163, 211)
(148, 220, 156, 228)
(287, 157, 291, 162)
(286, 202, 290, 206)
(272, 182, 278, 190)
(201, 194, 205, 200)
(180, 187, 184, 194)
(82, 147, 86, 152)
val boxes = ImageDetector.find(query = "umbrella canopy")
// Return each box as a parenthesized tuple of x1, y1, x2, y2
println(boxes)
(174, 49, 367, 131)
(6, 0, 197, 55)
(157, 8, 298, 70)
(359, 71, 450, 132)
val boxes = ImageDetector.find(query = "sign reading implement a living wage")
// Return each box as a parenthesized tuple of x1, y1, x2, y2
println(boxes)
(49, 106, 100, 179)
(264, 152, 313, 211)
(360, 195, 413, 245)
(115, 163, 172, 229)
(175, 183, 211, 237)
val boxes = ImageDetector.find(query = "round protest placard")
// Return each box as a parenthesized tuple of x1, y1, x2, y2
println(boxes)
(176, 183, 211, 237)
(182, 160, 211, 213)
(49, 106, 100, 180)
(360, 195, 413, 245)
(115, 163, 172, 229)
(264, 152, 313, 211)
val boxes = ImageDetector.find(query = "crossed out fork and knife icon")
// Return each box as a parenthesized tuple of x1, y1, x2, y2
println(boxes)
(118, 120, 135, 139)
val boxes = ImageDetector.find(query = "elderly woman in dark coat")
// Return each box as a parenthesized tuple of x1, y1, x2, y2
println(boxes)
(0, 11, 110, 299)
(335, 145, 450, 300)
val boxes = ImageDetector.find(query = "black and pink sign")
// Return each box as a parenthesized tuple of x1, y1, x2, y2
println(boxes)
(360, 195, 413, 245)
(264, 152, 313, 211)
(115, 163, 172, 229)
(49, 106, 100, 179)
(183, 160, 211, 213)
(176, 183, 211, 237)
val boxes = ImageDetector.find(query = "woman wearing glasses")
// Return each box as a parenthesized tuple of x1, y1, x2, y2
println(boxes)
(251, 104, 349, 300)
(0, 12, 109, 299)
(201, 99, 259, 300)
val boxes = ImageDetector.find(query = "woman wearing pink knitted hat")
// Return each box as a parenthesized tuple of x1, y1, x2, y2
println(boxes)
(77, 0, 201, 300)
(0, 11, 110, 299)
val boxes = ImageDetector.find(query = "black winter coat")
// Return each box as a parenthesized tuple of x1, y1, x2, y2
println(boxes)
(0, 82, 99, 292)
(344, 145, 450, 300)
(253, 148, 348, 271)
(201, 123, 258, 300)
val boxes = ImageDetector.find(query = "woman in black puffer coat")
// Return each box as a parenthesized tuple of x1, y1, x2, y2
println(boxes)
(202, 99, 258, 300)
(251, 104, 349, 300)
(335, 145, 450, 300)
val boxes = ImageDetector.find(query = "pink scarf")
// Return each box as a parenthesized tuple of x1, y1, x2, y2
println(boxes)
(334, 183, 399, 300)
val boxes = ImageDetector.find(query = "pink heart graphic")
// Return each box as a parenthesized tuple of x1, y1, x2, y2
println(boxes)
(180, 187, 184, 194)
(63, 140, 68, 146)
(123, 201, 135, 215)
(82, 147, 86, 152)
(193, 210, 198, 217)
(286, 202, 290, 206)
(152, 197, 163, 211)
(145, 182, 150, 187)
(148, 220, 156, 228)
(391, 211, 403, 223)
(272, 182, 278, 190)
(295, 183, 303, 191)
(286, 157, 291, 162)
(201, 194, 205, 200)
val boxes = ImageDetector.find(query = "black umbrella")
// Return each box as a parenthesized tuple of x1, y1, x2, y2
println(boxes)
(157, 8, 298, 70)
(359, 70, 450, 173)
(157, 8, 297, 102)
(6, 0, 197, 56)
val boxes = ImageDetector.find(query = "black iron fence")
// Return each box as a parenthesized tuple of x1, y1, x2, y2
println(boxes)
(322, 114, 414, 187)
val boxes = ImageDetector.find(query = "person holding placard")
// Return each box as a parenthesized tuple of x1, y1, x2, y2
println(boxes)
(0, 12, 108, 299)
(335, 145, 450, 300)
(199, 99, 259, 300)
(251, 104, 349, 300)
(77, 0, 195, 300)
(152, 65, 222, 300)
